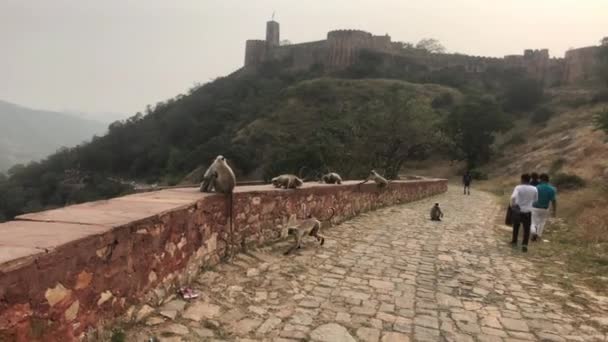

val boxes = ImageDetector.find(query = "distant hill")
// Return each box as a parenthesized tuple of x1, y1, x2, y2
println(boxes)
(0, 100, 107, 171)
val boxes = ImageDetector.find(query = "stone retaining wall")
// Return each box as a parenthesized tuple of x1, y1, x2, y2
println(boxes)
(0, 179, 447, 341)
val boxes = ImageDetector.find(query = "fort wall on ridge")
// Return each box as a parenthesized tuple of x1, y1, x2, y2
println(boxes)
(244, 20, 604, 86)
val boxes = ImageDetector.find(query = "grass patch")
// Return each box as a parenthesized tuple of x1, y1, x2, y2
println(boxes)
(552, 173, 586, 191)
(111, 329, 126, 342)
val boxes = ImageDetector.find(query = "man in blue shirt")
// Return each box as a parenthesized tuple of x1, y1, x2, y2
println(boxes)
(531, 173, 557, 241)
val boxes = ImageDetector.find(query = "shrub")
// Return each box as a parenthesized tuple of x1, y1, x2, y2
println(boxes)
(502, 132, 526, 147)
(593, 109, 608, 134)
(564, 97, 589, 108)
(504, 78, 544, 112)
(592, 90, 608, 103)
(431, 92, 454, 109)
(577, 202, 608, 243)
(552, 173, 586, 191)
(469, 169, 488, 180)
(111, 329, 126, 342)
(530, 107, 554, 125)
(549, 158, 566, 174)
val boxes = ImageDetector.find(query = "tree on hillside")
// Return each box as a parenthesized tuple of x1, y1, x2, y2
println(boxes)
(503, 77, 544, 112)
(445, 96, 510, 168)
(363, 94, 441, 179)
(396, 41, 415, 49)
(416, 38, 446, 54)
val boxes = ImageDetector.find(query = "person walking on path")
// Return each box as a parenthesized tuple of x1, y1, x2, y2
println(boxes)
(510, 174, 538, 252)
(531, 173, 557, 241)
(530, 172, 540, 186)
(463, 171, 473, 195)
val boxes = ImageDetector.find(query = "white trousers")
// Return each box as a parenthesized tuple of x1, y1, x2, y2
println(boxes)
(532, 207, 550, 236)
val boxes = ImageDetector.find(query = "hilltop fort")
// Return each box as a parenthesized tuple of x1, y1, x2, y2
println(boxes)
(244, 20, 603, 86)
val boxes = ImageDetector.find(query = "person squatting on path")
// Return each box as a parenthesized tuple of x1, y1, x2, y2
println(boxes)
(463, 171, 472, 195)
(531, 173, 557, 241)
(510, 173, 538, 253)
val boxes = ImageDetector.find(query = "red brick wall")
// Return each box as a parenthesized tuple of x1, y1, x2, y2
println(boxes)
(0, 179, 446, 341)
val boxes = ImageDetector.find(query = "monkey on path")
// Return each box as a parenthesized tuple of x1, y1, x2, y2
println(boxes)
(320, 172, 342, 184)
(272, 174, 303, 189)
(359, 170, 389, 188)
(284, 208, 335, 255)
(430, 203, 444, 221)
(200, 155, 237, 257)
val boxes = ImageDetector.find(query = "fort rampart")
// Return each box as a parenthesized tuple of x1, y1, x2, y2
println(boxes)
(244, 20, 604, 86)
(0, 179, 447, 341)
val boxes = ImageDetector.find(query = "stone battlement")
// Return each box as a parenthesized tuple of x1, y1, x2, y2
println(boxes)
(327, 29, 373, 36)
(244, 20, 604, 86)
(0, 179, 447, 341)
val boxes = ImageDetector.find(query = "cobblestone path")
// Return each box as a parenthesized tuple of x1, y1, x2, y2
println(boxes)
(124, 187, 608, 342)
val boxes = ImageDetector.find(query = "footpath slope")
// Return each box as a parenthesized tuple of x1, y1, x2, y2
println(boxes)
(120, 187, 607, 341)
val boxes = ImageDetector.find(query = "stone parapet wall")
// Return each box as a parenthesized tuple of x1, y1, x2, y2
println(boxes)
(0, 179, 446, 341)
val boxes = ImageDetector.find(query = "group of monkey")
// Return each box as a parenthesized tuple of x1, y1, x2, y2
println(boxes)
(270, 169, 390, 189)
(199, 155, 443, 255)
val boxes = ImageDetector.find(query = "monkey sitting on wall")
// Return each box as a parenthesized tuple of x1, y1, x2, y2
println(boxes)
(199, 155, 238, 258)
(272, 174, 303, 189)
(320, 172, 342, 184)
(200, 155, 236, 194)
(359, 170, 389, 188)
(284, 208, 335, 255)
(430, 203, 444, 221)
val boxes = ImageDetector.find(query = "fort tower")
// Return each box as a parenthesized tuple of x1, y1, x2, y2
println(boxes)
(266, 20, 280, 47)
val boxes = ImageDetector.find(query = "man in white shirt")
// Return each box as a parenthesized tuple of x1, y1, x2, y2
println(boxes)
(510, 174, 538, 252)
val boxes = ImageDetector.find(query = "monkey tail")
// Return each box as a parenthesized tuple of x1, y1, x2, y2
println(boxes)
(298, 166, 310, 180)
(321, 207, 336, 222)
(227, 192, 235, 259)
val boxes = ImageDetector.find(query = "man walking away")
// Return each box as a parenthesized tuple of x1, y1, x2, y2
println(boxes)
(510, 174, 538, 252)
(463, 171, 472, 195)
(531, 173, 557, 241)
(530, 172, 540, 186)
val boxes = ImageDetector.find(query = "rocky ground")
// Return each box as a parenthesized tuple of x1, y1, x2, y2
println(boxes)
(118, 187, 608, 341)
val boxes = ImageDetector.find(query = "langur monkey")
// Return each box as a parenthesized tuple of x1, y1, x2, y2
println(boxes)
(359, 169, 389, 188)
(284, 208, 335, 255)
(430, 203, 444, 221)
(272, 174, 304, 189)
(321, 172, 342, 184)
(200, 156, 236, 193)
(200, 155, 237, 257)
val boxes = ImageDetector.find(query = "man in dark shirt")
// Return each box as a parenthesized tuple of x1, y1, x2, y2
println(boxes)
(463, 171, 472, 195)
(530, 172, 540, 186)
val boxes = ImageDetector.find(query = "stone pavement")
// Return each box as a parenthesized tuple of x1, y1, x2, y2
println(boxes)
(121, 187, 607, 342)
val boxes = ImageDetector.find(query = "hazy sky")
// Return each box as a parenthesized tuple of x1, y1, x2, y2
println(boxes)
(1, 0, 606, 117)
